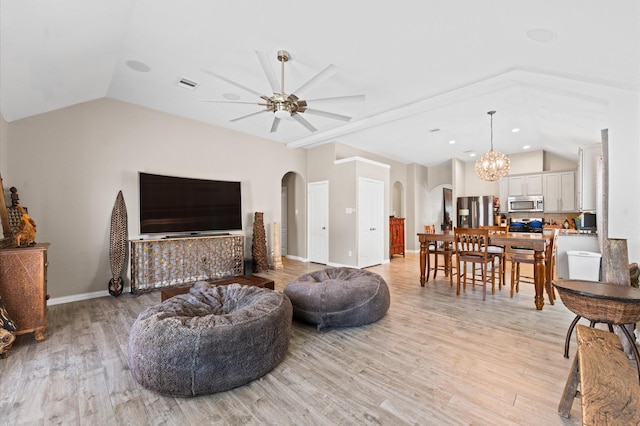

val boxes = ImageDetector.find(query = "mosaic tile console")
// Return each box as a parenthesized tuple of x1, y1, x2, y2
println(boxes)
(130, 235, 244, 294)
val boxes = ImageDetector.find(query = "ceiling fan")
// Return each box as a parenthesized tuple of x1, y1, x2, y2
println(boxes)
(199, 50, 364, 133)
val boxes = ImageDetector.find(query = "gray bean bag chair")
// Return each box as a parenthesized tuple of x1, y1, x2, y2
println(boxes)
(284, 267, 390, 330)
(127, 282, 292, 397)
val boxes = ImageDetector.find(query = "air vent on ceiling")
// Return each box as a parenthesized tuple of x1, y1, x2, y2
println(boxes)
(177, 77, 200, 90)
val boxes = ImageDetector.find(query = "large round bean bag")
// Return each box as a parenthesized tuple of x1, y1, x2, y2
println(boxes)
(127, 282, 292, 397)
(284, 267, 390, 330)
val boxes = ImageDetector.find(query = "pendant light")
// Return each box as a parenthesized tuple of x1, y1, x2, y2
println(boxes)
(475, 110, 510, 181)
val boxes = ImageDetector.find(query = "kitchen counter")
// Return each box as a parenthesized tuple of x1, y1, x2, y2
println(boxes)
(555, 229, 598, 236)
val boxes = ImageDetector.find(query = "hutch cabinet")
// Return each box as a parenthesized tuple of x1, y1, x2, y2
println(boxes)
(389, 217, 405, 258)
(0, 243, 49, 341)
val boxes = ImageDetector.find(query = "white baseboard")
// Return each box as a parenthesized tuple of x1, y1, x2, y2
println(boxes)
(48, 285, 132, 306)
(284, 255, 307, 262)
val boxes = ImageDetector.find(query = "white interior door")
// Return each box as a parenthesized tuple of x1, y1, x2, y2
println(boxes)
(358, 178, 384, 267)
(308, 181, 328, 264)
(281, 186, 288, 256)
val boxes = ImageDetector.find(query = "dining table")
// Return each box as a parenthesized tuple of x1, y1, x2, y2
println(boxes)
(417, 231, 553, 310)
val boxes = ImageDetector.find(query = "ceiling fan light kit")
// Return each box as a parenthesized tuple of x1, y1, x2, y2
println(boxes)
(200, 50, 364, 133)
(475, 110, 511, 182)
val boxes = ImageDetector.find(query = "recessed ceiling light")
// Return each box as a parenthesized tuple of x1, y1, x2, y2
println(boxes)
(527, 28, 558, 43)
(223, 93, 240, 101)
(449, 140, 456, 144)
(126, 60, 151, 72)
(469, 153, 476, 157)
(523, 145, 531, 150)
(512, 128, 521, 133)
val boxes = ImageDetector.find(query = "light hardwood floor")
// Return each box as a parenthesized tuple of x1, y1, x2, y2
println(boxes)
(2, 253, 616, 425)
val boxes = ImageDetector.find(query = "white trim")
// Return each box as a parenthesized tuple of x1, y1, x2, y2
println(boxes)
(47, 286, 132, 306)
(284, 255, 307, 262)
(326, 262, 353, 268)
(334, 156, 390, 169)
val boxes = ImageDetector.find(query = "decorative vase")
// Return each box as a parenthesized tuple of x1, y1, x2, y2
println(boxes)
(109, 191, 128, 297)
(252, 212, 269, 273)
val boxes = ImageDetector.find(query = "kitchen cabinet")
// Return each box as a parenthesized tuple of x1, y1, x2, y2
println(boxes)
(543, 171, 576, 212)
(508, 174, 543, 197)
(578, 144, 601, 211)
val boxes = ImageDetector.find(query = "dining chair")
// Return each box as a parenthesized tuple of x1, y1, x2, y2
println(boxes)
(424, 225, 454, 286)
(479, 225, 508, 290)
(454, 227, 495, 301)
(506, 228, 558, 304)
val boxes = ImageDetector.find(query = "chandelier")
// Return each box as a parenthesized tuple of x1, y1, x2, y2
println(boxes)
(475, 110, 510, 181)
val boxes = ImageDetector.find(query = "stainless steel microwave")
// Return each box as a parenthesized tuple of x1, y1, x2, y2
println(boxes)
(507, 195, 544, 213)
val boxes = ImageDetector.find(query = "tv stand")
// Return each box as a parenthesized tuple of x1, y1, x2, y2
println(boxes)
(161, 232, 231, 239)
(130, 234, 244, 293)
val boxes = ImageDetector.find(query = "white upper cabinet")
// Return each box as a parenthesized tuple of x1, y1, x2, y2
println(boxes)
(577, 144, 602, 212)
(543, 171, 575, 212)
(508, 174, 543, 197)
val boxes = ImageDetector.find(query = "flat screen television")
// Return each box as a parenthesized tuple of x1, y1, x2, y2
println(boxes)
(139, 172, 242, 235)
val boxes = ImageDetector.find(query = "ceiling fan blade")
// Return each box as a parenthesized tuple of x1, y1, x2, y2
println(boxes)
(230, 109, 269, 123)
(293, 64, 338, 96)
(306, 94, 366, 104)
(291, 113, 317, 132)
(304, 108, 352, 122)
(199, 68, 264, 98)
(256, 50, 280, 94)
(199, 100, 263, 105)
(270, 116, 281, 133)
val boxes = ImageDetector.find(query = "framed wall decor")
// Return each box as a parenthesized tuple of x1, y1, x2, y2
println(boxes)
(0, 174, 14, 248)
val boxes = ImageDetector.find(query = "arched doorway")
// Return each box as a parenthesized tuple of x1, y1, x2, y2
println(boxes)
(392, 180, 404, 217)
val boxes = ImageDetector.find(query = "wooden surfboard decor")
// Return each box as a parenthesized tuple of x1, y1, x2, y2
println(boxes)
(109, 190, 128, 297)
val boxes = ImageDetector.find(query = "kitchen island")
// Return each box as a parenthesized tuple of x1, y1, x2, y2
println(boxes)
(554, 232, 599, 279)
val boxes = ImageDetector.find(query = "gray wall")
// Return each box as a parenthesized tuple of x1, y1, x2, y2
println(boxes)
(4, 98, 307, 299)
(2, 88, 639, 299)
(308, 144, 391, 267)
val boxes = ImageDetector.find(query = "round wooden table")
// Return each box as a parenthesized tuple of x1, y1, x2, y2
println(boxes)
(553, 279, 640, 382)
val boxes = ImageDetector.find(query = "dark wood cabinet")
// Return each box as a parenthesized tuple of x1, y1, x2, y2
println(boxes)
(0, 243, 49, 341)
(389, 217, 405, 258)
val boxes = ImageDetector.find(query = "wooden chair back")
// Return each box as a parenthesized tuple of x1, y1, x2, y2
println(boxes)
(454, 227, 490, 261)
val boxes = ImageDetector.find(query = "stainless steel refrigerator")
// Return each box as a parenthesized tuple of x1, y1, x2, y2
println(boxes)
(456, 196, 496, 228)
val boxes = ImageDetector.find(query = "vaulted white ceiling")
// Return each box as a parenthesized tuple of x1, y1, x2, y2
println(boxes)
(1, 1, 638, 166)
